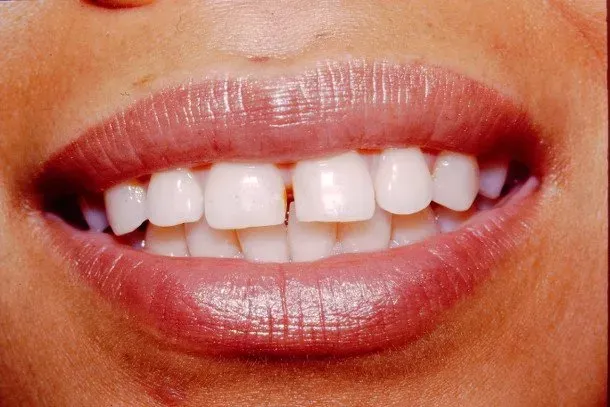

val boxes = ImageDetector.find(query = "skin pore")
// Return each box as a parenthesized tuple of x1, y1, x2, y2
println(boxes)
(0, 1, 606, 406)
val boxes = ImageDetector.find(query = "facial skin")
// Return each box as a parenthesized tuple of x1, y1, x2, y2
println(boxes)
(0, 1, 606, 406)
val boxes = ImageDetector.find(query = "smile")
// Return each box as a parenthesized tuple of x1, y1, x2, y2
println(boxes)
(36, 58, 545, 357)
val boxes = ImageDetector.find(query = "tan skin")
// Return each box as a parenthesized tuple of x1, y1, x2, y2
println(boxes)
(0, 1, 606, 405)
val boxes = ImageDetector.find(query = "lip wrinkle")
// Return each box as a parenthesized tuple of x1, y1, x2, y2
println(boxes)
(39, 59, 536, 195)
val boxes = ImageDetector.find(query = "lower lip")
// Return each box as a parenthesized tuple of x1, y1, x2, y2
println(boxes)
(45, 178, 539, 357)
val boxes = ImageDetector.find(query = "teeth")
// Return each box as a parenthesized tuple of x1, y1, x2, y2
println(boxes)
(287, 202, 336, 262)
(374, 147, 432, 215)
(432, 152, 479, 211)
(390, 207, 438, 247)
(478, 158, 509, 199)
(80, 196, 109, 232)
(237, 225, 289, 263)
(293, 151, 375, 222)
(104, 180, 147, 236)
(185, 218, 242, 259)
(145, 224, 189, 257)
(98, 148, 520, 262)
(336, 206, 391, 254)
(435, 206, 476, 233)
(147, 169, 204, 227)
(204, 163, 286, 230)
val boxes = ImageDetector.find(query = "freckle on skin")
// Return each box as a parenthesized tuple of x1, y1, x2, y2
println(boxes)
(248, 56, 271, 63)
(133, 74, 156, 88)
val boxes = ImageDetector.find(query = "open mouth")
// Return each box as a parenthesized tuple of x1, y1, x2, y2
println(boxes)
(36, 59, 545, 357)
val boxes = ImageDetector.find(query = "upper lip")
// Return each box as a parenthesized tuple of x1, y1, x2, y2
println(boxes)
(37, 58, 545, 357)
(39, 59, 538, 194)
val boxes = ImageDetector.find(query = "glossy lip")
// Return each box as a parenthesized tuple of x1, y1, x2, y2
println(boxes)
(37, 59, 545, 357)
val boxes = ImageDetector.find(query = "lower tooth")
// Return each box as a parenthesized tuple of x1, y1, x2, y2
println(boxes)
(79, 196, 109, 232)
(145, 224, 190, 257)
(390, 207, 438, 248)
(336, 206, 391, 254)
(287, 202, 336, 262)
(435, 206, 476, 233)
(185, 218, 242, 259)
(237, 225, 290, 263)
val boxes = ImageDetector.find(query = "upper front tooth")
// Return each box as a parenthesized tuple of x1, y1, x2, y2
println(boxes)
(478, 158, 509, 199)
(287, 202, 337, 262)
(336, 205, 391, 254)
(374, 147, 433, 215)
(432, 152, 479, 211)
(147, 169, 204, 227)
(293, 151, 375, 222)
(204, 163, 286, 230)
(104, 179, 147, 236)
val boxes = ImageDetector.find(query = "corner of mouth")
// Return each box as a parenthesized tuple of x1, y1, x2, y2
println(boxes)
(33, 58, 549, 358)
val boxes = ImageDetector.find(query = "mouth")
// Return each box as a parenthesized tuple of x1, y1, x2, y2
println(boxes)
(36, 59, 545, 358)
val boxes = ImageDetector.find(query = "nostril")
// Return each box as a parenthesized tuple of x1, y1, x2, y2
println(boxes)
(84, 0, 155, 9)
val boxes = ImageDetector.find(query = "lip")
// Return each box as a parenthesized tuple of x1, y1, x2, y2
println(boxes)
(38, 59, 545, 357)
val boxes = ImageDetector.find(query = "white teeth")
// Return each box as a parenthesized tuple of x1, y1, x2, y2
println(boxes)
(293, 151, 375, 222)
(104, 180, 147, 236)
(237, 225, 289, 263)
(374, 147, 433, 215)
(147, 169, 204, 227)
(287, 202, 336, 262)
(390, 207, 438, 247)
(432, 152, 479, 211)
(478, 158, 509, 199)
(145, 224, 189, 257)
(204, 163, 286, 230)
(80, 197, 109, 232)
(99, 148, 516, 262)
(435, 206, 476, 233)
(336, 206, 391, 254)
(185, 218, 242, 259)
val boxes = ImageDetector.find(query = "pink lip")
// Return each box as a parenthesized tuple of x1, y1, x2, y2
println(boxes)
(39, 59, 544, 357)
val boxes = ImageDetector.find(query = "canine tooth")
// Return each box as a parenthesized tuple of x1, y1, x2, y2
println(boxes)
(147, 169, 204, 227)
(336, 206, 391, 254)
(390, 207, 438, 247)
(79, 196, 109, 232)
(205, 163, 286, 229)
(435, 206, 476, 233)
(104, 180, 147, 236)
(145, 224, 189, 257)
(478, 158, 509, 199)
(185, 218, 242, 259)
(287, 202, 336, 262)
(432, 152, 479, 211)
(237, 225, 289, 263)
(374, 147, 433, 215)
(293, 151, 375, 222)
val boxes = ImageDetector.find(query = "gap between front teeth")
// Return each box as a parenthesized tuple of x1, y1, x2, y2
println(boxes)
(95, 148, 512, 262)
